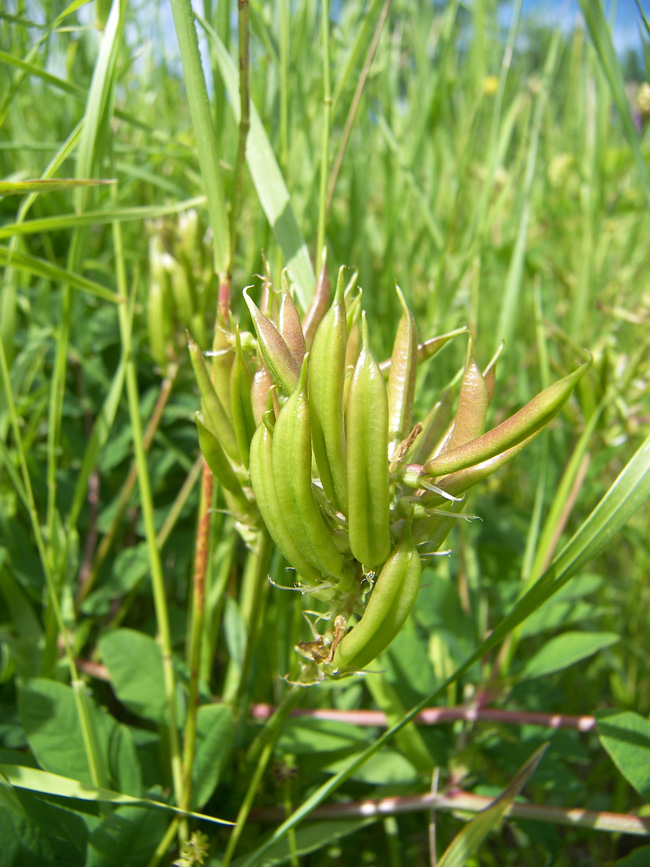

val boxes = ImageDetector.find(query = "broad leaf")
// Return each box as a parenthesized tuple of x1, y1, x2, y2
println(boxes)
(598, 712, 650, 803)
(520, 631, 619, 681)
(99, 629, 170, 724)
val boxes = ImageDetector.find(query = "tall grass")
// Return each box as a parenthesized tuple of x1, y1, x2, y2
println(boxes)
(1, 1, 650, 865)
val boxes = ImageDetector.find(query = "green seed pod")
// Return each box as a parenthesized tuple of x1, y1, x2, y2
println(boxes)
(188, 334, 240, 463)
(387, 286, 418, 459)
(249, 408, 324, 587)
(147, 279, 172, 368)
(409, 388, 454, 465)
(447, 337, 488, 451)
(251, 365, 273, 426)
(309, 266, 348, 513)
(243, 288, 300, 395)
(166, 254, 195, 325)
(346, 313, 391, 567)
(279, 275, 306, 366)
(230, 327, 256, 468)
(424, 358, 591, 478)
(272, 357, 344, 579)
(333, 525, 422, 671)
(211, 323, 235, 415)
(195, 412, 248, 511)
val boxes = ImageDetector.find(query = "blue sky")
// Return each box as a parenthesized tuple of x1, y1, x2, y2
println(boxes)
(518, 0, 649, 55)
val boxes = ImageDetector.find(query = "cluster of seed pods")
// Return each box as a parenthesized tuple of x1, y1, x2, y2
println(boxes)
(190, 262, 590, 676)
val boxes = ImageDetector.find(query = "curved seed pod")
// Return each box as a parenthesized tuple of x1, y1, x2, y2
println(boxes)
(333, 526, 422, 671)
(279, 274, 306, 366)
(251, 365, 273, 426)
(188, 334, 240, 462)
(387, 286, 418, 459)
(303, 248, 330, 348)
(409, 387, 454, 465)
(167, 254, 195, 324)
(447, 336, 488, 452)
(195, 412, 248, 512)
(272, 357, 344, 579)
(483, 341, 504, 403)
(230, 327, 256, 468)
(243, 288, 299, 395)
(346, 313, 391, 567)
(249, 410, 323, 587)
(211, 324, 235, 415)
(147, 279, 172, 367)
(309, 267, 348, 513)
(424, 358, 591, 478)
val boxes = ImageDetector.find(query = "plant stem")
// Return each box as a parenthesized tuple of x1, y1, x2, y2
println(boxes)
(180, 460, 213, 815)
(112, 216, 183, 815)
(250, 790, 650, 837)
(229, 0, 250, 258)
(221, 686, 303, 867)
(76, 362, 179, 610)
(170, 0, 230, 280)
(106, 455, 204, 631)
(327, 0, 392, 214)
(315, 0, 331, 262)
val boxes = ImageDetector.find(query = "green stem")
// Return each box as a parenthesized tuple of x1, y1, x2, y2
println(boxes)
(326, 0, 392, 214)
(76, 362, 178, 610)
(106, 455, 204, 631)
(315, 0, 331, 261)
(229, 0, 250, 258)
(112, 216, 183, 812)
(170, 0, 230, 279)
(221, 687, 303, 867)
(180, 461, 213, 815)
(232, 531, 273, 719)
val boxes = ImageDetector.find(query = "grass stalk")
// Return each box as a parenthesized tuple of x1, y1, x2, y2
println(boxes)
(326, 0, 392, 214)
(180, 460, 213, 816)
(75, 362, 179, 610)
(316, 0, 331, 261)
(221, 686, 303, 867)
(111, 215, 183, 813)
(229, 0, 251, 259)
(107, 455, 204, 631)
(170, 0, 230, 280)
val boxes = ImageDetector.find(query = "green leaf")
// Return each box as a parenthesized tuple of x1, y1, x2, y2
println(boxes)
(98, 629, 170, 724)
(617, 847, 650, 866)
(578, 0, 650, 210)
(520, 631, 619, 681)
(598, 712, 650, 803)
(200, 19, 316, 309)
(0, 765, 232, 825)
(191, 704, 234, 808)
(86, 802, 168, 867)
(0, 246, 121, 304)
(108, 724, 142, 798)
(0, 179, 115, 196)
(18, 679, 111, 788)
(0, 805, 60, 867)
(0, 198, 207, 240)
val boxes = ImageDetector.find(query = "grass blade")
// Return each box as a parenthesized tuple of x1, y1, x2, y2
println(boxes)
(200, 17, 316, 309)
(437, 743, 548, 866)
